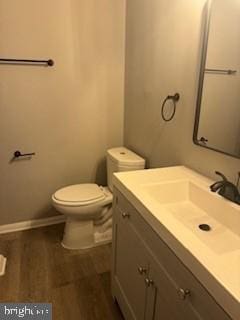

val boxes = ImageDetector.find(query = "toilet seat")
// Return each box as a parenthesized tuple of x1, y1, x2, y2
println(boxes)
(52, 183, 107, 207)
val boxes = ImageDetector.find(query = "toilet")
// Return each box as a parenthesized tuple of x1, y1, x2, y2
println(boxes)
(52, 147, 145, 249)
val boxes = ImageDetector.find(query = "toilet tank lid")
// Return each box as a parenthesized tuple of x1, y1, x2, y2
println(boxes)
(107, 147, 145, 167)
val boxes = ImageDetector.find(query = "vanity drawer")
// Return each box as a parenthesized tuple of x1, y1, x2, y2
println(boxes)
(114, 189, 232, 320)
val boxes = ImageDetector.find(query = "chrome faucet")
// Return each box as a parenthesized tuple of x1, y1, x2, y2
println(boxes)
(210, 171, 240, 205)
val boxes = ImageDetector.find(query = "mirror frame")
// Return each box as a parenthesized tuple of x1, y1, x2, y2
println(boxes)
(193, 0, 240, 159)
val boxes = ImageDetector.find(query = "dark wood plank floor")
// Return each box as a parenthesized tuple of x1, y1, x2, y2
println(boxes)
(0, 223, 123, 320)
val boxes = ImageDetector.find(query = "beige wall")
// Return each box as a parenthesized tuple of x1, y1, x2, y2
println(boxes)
(124, 0, 240, 183)
(0, 0, 125, 225)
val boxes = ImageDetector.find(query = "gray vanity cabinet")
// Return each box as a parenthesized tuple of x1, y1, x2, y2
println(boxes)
(112, 198, 149, 320)
(112, 189, 232, 320)
(144, 256, 200, 320)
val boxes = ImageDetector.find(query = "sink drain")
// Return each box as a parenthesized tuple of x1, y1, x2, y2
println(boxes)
(199, 224, 211, 232)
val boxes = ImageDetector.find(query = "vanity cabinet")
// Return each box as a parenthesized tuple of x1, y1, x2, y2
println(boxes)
(111, 189, 232, 320)
(113, 200, 149, 320)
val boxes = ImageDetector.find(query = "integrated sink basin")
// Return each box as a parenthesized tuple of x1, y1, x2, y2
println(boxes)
(142, 180, 240, 254)
(113, 166, 240, 320)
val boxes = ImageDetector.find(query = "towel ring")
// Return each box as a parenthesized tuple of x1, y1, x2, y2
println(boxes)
(161, 93, 180, 122)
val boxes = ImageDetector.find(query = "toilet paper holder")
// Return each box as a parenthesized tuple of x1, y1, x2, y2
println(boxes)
(14, 150, 36, 158)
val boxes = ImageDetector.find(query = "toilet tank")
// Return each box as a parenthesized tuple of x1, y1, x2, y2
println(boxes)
(107, 147, 145, 192)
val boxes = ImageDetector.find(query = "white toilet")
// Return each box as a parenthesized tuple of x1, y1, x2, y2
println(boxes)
(52, 147, 145, 249)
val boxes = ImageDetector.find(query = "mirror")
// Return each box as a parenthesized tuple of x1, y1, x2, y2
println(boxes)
(194, 0, 240, 158)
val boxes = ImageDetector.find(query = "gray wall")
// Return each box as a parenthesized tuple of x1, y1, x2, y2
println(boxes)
(0, 0, 125, 225)
(124, 0, 240, 182)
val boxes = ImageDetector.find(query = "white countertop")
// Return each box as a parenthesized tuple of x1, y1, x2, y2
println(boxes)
(113, 166, 240, 320)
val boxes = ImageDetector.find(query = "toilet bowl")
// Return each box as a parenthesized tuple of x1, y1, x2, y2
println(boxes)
(52, 184, 113, 249)
(52, 147, 145, 250)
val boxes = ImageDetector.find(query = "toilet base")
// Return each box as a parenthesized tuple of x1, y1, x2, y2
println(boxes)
(62, 218, 112, 250)
(94, 228, 112, 245)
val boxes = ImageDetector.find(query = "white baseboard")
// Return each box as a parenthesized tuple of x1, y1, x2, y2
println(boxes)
(0, 215, 66, 235)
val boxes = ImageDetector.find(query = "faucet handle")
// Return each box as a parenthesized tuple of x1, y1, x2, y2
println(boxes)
(215, 171, 227, 181)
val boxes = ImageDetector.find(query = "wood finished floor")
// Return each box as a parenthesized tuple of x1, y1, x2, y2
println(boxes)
(0, 223, 123, 320)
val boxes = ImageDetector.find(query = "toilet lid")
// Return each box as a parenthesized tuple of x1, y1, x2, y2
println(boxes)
(54, 184, 105, 203)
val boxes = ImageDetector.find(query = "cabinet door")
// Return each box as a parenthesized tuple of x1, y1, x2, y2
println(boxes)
(112, 204, 149, 320)
(145, 256, 201, 320)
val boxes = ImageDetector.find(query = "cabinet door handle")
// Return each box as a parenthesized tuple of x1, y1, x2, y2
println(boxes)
(177, 288, 191, 300)
(138, 266, 147, 275)
(145, 278, 154, 287)
(122, 212, 130, 219)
